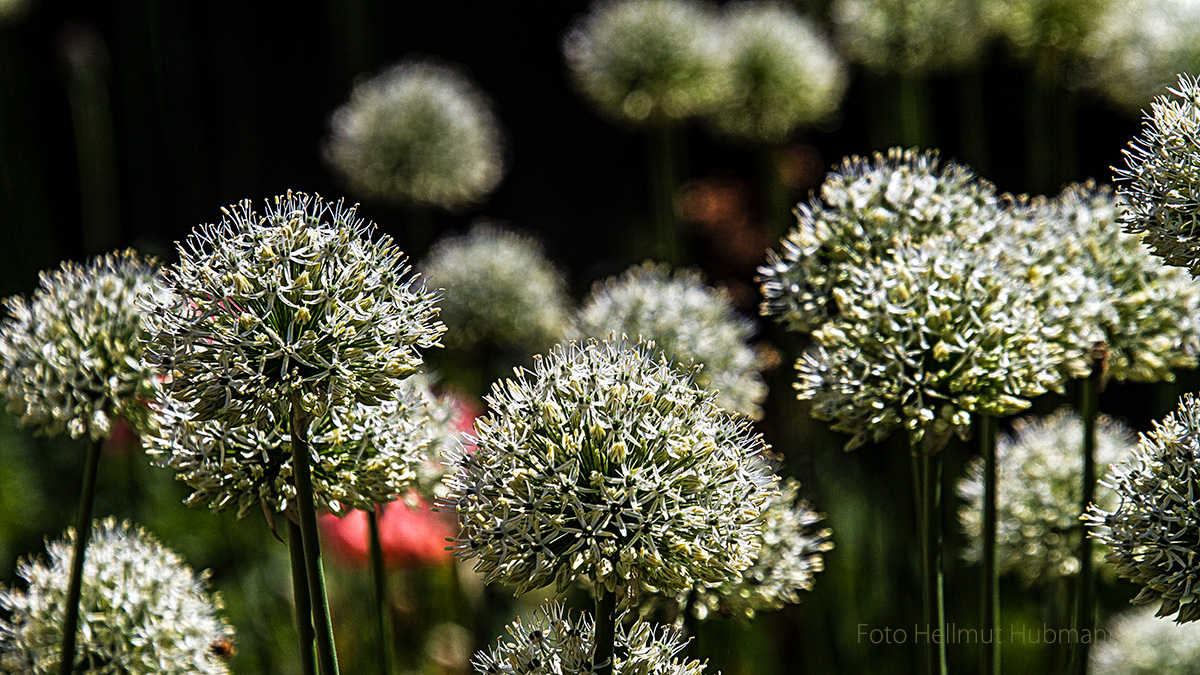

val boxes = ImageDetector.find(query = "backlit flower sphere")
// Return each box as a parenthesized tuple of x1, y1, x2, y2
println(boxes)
(444, 339, 777, 595)
(986, 0, 1112, 60)
(957, 409, 1136, 585)
(472, 601, 709, 675)
(146, 374, 446, 520)
(421, 223, 571, 353)
(707, 2, 847, 143)
(0, 250, 164, 441)
(1117, 74, 1200, 276)
(0, 519, 234, 675)
(563, 0, 727, 124)
(1087, 394, 1200, 623)
(831, 0, 986, 74)
(758, 148, 1000, 334)
(798, 237, 1063, 451)
(143, 192, 444, 431)
(1085, 0, 1200, 112)
(325, 60, 506, 211)
(574, 262, 766, 419)
(1092, 606, 1200, 675)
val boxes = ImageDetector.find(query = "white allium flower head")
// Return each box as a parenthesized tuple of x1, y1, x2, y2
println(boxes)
(145, 373, 448, 519)
(143, 191, 444, 430)
(798, 236, 1064, 451)
(956, 408, 1136, 585)
(985, 0, 1112, 59)
(831, 0, 986, 73)
(688, 478, 831, 621)
(472, 601, 711, 675)
(1091, 606, 1200, 675)
(443, 338, 777, 596)
(707, 2, 847, 143)
(0, 250, 164, 441)
(325, 60, 506, 211)
(1087, 393, 1200, 623)
(0, 518, 234, 675)
(574, 262, 766, 419)
(563, 0, 728, 125)
(420, 223, 571, 353)
(1117, 74, 1200, 276)
(758, 147, 1001, 334)
(1085, 0, 1200, 112)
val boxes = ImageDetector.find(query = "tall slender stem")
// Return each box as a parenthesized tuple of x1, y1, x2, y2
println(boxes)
(1073, 348, 1104, 675)
(898, 72, 932, 149)
(914, 434, 948, 675)
(288, 520, 317, 675)
(647, 123, 680, 265)
(291, 394, 341, 675)
(758, 143, 790, 238)
(368, 507, 391, 675)
(981, 415, 1001, 675)
(59, 436, 103, 675)
(594, 585, 618, 675)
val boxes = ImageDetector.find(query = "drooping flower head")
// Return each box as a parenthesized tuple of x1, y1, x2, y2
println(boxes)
(0, 518, 234, 674)
(420, 223, 571, 354)
(574, 262, 766, 419)
(707, 2, 847, 143)
(758, 148, 1000, 334)
(324, 60, 506, 211)
(957, 409, 1136, 585)
(563, 0, 727, 125)
(1085, 0, 1200, 113)
(1117, 74, 1200, 276)
(472, 601, 710, 675)
(798, 236, 1064, 451)
(143, 192, 444, 430)
(0, 250, 164, 441)
(444, 338, 777, 595)
(832, 0, 987, 74)
(1087, 394, 1200, 623)
(1091, 606, 1200, 675)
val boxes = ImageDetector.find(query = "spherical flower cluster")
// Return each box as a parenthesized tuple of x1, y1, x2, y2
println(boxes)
(985, 0, 1112, 60)
(472, 601, 709, 675)
(0, 519, 234, 674)
(574, 262, 766, 419)
(831, 0, 987, 74)
(957, 409, 1135, 585)
(798, 237, 1063, 451)
(1116, 74, 1200, 277)
(1085, 0, 1200, 112)
(1091, 606, 1200, 675)
(145, 373, 447, 519)
(707, 2, 847, 143)
(0, 250, 164, 441)
(324, 60, 505, 211)
(420, 224, 571, 353)
(688, 478, 831, 621)
(444, 339, 777, 595)
(1087, 394, 1200, 623)
(563, 0, 727, 125)
(143, 192, 444, 430)
(758, 148, 999, 333)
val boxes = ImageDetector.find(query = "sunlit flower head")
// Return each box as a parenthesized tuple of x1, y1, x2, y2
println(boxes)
(421, 223, 571, 353)
(325, 60, 506, 211)
(1087, 394, 1200, 623)
(0, 518, 234, 675)
(0, 250, 164, 441)
(443, 338, 777, 596)
(1117, 74, 1200, 276)
(574, 262, 766, 419)
(143, 191, 444, 430)
(1085, 0, 1200, 112)
(708, 2, 847, 143)
(563, 0, 727, 125)
(1092, 606, 1200, 675)
(472, 601, 709, 675)
(957, 408, 1136, 585)
(758, 148, 999, 334)
(832, 0, 987, 73)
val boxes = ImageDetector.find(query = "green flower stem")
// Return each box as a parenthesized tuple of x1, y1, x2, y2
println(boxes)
(594, 585, 618, 675)
(288, 520, 318, 675)
(290, 394, 341, 675)
(758, 143, 790, 238)
(62, 34, 119, 256)
(957, 68, 988, 175)
(58, 435, 103, 675)
(914, 434, 948, 675)
(981, 414, 1000, 675)
(368, 507, 391, 675)
(898, 72, 932, 149)
(647, 123, 681, 265)
(1073, 350, 1103, 675)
